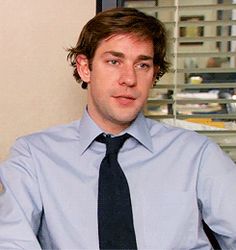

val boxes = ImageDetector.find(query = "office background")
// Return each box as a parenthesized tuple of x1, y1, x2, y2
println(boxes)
(1, 0, 235, 162)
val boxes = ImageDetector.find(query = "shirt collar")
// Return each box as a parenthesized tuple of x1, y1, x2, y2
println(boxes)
(77, 108, 104, 155)
(77, 109, 153, 155)
(124, 112, 153, 153)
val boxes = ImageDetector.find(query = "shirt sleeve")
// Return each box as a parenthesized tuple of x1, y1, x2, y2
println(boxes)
(197, 140, 236, 249)
(0, 138, 42, 249)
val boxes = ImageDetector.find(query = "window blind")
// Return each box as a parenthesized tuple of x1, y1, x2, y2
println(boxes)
(124, 0, 236, 162)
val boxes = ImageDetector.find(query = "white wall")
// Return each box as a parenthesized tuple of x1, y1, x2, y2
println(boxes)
(0, 0, 96, 161)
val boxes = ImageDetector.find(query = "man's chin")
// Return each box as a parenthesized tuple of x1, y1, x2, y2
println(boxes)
(114, 112, 139, 125)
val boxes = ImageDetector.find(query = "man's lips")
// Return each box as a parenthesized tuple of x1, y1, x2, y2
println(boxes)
(113, 95, 136, 105)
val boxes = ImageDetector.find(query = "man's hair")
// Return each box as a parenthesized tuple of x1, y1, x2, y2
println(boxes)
(67, 7, 169, 89)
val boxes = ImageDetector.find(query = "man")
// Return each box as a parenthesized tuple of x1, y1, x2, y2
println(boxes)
(0, 7, 236, 249)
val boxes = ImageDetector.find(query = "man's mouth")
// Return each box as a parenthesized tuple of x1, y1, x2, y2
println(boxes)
(113, 95, 136, 105)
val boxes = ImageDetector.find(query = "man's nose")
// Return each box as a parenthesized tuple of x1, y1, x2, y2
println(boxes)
(118, 66, 137, 87)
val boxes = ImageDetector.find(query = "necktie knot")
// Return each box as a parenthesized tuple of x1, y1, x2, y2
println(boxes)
(96, 133, 130, 155)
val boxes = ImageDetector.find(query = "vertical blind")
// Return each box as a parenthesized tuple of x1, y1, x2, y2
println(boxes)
(123, 0, 236, 162)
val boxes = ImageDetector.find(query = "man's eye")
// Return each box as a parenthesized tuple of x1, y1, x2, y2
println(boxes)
(108, 60, 119, 65)
(136, 63, 150, 69)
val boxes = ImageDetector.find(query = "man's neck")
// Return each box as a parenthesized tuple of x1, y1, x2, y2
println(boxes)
(86, 106, 134, 135)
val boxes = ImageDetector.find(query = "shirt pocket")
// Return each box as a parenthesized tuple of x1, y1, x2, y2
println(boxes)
(143, 190, 198, 249)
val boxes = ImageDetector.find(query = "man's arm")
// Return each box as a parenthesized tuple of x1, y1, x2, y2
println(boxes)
(0, 138, 42, 249)
(197, 140, 236, 248)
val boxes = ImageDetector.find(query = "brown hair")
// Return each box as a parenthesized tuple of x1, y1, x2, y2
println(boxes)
(67, 7, 169, 89)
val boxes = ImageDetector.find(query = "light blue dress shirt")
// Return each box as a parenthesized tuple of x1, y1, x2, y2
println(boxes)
(0, 110, 236, 249)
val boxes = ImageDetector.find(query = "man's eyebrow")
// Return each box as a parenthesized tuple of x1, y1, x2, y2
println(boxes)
(103, 51, 125, 58)
(137, 55, 153, 61)
(103, 51, 153, 60)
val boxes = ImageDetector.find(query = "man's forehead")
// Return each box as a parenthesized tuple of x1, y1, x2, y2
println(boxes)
(96, 33, 154, 57)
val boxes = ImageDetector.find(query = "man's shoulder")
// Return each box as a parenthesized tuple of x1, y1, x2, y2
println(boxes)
(145, 117, 208, 145)
(17, 119, 81, 147)
(0, 119, 83, 166)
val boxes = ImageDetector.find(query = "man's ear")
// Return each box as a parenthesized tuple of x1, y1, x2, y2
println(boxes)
(76, 54, 91, 83)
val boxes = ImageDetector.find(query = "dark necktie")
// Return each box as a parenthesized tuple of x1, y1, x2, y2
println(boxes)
(96, 133, 137, 250)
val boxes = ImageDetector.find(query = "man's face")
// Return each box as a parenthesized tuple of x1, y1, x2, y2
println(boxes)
(77, 34, 157, 134)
